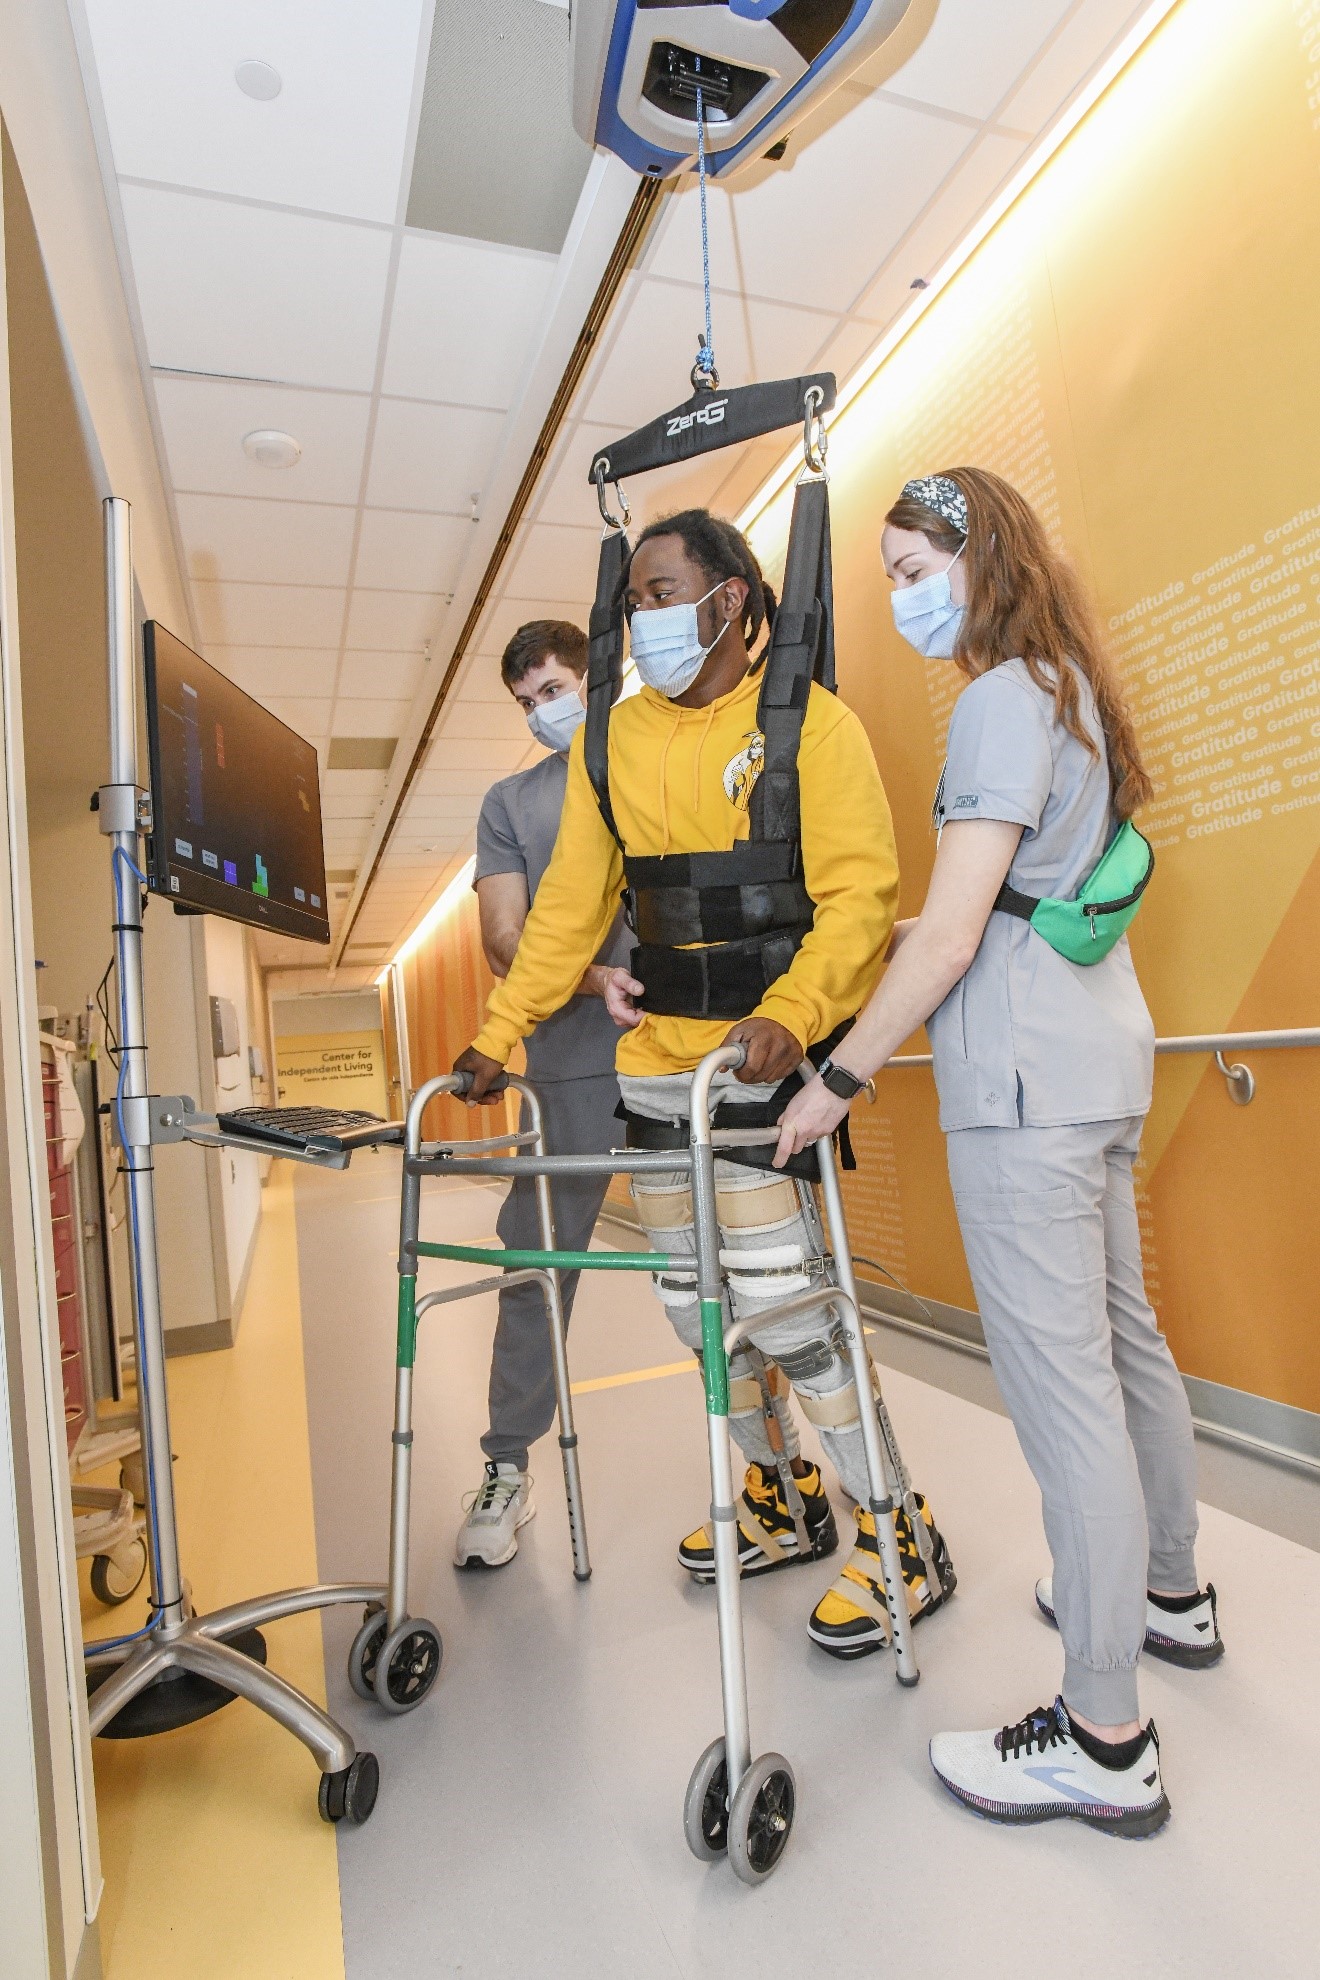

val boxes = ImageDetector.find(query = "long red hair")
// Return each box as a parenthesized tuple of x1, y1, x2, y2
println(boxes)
(886, 466, 1153, 818)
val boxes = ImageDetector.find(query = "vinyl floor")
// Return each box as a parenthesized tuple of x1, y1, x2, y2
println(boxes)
(290, 1156, 1320, 1980)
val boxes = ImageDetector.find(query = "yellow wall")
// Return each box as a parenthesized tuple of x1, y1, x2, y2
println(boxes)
(749, 0, 1320, 1414)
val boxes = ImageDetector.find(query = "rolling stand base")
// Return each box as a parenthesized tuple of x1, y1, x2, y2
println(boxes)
(87, 1626, 267, 1737)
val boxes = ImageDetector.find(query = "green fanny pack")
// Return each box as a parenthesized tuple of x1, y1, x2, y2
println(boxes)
(992, 819, 1154, 964)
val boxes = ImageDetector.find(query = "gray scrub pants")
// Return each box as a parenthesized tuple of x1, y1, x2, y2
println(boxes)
(482, 1073, 620, 1472)
(946, 1114, 1200, 1724)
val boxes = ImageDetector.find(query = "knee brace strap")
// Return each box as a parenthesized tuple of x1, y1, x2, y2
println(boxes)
(792, 1361, 879, 1432)
(715, 1176, 799, 1230)
(727, 1373, 765, 1414)
(632, 1182, 692, 1231)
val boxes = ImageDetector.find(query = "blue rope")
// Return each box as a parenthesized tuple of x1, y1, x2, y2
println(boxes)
(695, 84, 715, 381)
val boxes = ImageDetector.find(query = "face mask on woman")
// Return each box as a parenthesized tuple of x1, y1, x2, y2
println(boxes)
(891, 537, 966, 658)
(629, 581, 733, 699)
(525, 681, 586, 753)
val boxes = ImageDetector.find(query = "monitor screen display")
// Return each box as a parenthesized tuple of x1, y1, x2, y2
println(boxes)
(143, 622, 330, 944)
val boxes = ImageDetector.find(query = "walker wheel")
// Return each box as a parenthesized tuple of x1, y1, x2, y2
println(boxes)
(727, 1753, 796, 1885)
(347, 1605, 388, 1700)
(90, 1536, 147, 1607)
(374, 1618, 443, 1714)
(318, 1750, 379, 1825)
(683, 1736, 730, 1860)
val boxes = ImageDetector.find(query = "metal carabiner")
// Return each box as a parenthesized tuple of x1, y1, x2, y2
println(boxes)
(594, 459, 631, 533)
(800, 385, 828, 479)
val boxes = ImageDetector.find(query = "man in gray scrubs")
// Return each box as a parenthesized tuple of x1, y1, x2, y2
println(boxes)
(455, 619, 630, 1567)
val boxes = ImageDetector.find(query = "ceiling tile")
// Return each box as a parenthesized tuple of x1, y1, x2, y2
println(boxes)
(383, 233, 557, 408)
(435, 699, 528, 743)
(343, 589, 448, 650)
(425, 737, 526, 773)
(321, 790, 378, 821)
(852, 130, 1029, 323)
(155, 375, 371, 502)
(337, 650, 426, 700)
(83, 0, 426, 223)
(473, 594, 583, 662)
(206, 645, 339, 697)
(192, 580, 345, 647)
(583, 276, 837, 433)
(503, 522, 605, 603)
(175, 492, 355, 586)
(261, 694, 331, 737)
(412, 766, 496, 796)
(997, 0, 1149, 133)
(400, 790, 484, 819)
(354, 509, 475, 592)
(531, 421, 621, 531)
(331, 698, 413, 737)
(881, 0, 1076, 121)
(120, 184, 391, 389)
(365, 399, 506, 512)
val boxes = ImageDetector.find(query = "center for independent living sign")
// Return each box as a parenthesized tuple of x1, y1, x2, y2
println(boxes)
(275, 1030, 388, 1111)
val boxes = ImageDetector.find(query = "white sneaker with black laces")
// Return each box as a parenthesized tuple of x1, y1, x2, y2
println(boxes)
(454, 1462, 534, 1568)
(1035, 1575, 1224, 1668)
(929, 1698, 1171, 1838)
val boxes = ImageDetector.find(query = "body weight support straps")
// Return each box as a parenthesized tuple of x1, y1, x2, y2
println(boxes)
(585, 526, 630, 847)
(751, 477, 836, 848)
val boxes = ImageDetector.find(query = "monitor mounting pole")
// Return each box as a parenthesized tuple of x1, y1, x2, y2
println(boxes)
(84, 496, 383, 1826)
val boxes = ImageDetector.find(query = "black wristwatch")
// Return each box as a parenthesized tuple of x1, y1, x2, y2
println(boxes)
(818, 1056, 869, 1101)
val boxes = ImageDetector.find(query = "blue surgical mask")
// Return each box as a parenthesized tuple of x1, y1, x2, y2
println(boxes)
(890, 538, 966, 658)
(525, 681, 586, 753)
(629, 580, 733, 699)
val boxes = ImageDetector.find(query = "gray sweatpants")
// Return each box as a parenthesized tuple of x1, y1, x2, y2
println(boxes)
(946, 1115, 1200, 1724)
(619, 1071, 876, 1506)
(482, 1073, 620, 1472)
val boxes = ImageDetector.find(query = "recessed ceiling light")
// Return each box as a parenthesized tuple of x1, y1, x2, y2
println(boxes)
(242, 428, 301, 470)
(235, 59, 282, 102)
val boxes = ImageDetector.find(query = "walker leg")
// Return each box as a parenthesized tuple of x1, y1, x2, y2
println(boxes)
(387, 1278, 417, 1634)
(531, 1170, 591, 1581)
(812, 1143, 921, 1685)
(745, 1346, 810, 1554)
(692, 1136, 752, 1792)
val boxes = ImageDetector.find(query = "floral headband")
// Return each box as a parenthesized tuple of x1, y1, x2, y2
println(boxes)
(899, 474, 968, 539)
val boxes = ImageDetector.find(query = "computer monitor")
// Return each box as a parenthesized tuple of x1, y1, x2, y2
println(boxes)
(143, 622, 330, 945)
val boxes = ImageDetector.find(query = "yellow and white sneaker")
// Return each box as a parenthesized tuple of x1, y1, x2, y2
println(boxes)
(807, 1495, 955, 1659)
(678, 1460, 838, 1582)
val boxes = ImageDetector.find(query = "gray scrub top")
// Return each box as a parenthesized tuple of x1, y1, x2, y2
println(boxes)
(926, 658, 1155, 1132)
(474, 751, 631, 1083)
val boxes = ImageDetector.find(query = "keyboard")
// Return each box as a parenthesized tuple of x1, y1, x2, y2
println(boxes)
(215, 1105, 402, 1155)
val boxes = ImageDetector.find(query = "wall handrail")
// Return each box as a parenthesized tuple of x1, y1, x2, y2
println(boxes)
(880, 1025, 1320, 1105)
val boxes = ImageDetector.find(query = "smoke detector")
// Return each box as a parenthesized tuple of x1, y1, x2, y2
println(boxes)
(235, 60, 282, 102)
(243, 429, 301, 470)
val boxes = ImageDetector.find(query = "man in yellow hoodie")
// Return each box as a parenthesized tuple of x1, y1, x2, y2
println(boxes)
(456, 510, 953, 1657)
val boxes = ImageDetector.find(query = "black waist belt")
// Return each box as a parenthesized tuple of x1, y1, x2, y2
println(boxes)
(631, 927, 812, 1021)
(625, 843, 814, 947)
(616, 1039, 857, 1183)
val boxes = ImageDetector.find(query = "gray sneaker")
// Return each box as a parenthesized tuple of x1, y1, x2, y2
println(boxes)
(1036, 1575, 1224, 1668)
(454, 1462, 534, 1569)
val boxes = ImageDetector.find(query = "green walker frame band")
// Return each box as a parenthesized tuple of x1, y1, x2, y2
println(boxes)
(396, 1242, 731, 1413)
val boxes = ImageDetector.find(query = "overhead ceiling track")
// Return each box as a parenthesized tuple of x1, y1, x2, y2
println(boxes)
(334, 171, 670, 964)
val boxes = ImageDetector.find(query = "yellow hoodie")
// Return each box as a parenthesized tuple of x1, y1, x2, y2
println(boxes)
(473, 664, 898, 1078)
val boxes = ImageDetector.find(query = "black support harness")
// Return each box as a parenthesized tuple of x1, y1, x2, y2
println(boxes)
(583, 376, 859, 1177)
(584, 375, 837, 1024)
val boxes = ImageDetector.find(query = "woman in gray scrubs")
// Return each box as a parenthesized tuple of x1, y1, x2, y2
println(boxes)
(775, 467, 1222, 1839)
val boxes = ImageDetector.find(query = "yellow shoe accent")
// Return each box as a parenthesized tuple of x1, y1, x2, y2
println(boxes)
(677, 1462, 837, 1578)
(807, 1496, 955, 1659)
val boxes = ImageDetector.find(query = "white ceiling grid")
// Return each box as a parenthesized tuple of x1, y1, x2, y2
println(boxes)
(351, 0, 1161, 968)
(76, 0, 1164, 978)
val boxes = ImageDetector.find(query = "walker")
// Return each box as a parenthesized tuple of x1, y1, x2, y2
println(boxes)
(351, 1045, 943, 1884)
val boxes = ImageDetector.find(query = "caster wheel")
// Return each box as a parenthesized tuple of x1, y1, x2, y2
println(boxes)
(727, 1752, 795, 1885)
(683, 1737, 730, 1861)
(318, 1751, 380, 1826)
(374, 1618, 442, 1714)
(90, 1536, 147, 1607)
(347, 1605, 388, 1701)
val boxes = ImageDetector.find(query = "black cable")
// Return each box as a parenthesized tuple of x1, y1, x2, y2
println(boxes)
(851, 1254, 936, 1330)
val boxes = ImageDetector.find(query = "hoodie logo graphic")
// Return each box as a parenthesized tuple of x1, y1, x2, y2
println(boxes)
(723, 731, 765, 810)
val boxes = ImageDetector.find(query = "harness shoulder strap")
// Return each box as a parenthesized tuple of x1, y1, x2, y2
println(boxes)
(585, 528, 630, 848)
(750, 476, 835, 847)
